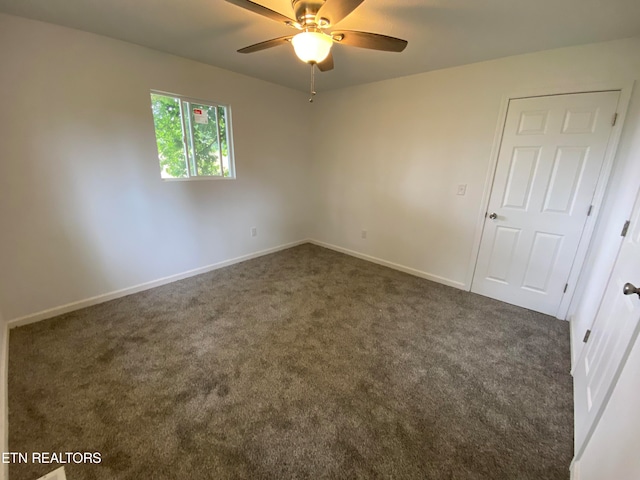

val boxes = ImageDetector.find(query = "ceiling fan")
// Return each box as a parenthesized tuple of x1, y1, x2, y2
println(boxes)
(226, 0, 408, 98)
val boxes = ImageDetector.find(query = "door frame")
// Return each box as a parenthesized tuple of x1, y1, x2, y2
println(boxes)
(570, 182, 640, 476)
(465, 80, 635, 319)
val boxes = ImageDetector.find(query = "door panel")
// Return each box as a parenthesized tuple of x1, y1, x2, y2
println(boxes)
(574, 187, 640, 455)
(502, 147, 539, 209)
(487, 227, 520, 282)
(543, 146, 588, 214)
(562, 107, 598, 134)
(472, 92, 619, 315)
(521, 232, 562, 292)
(517, 110, 549, 134)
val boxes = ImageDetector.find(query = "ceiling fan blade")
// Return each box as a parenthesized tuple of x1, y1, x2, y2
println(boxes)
(316, 0, 365, 26)
(226, 0, 296, 25)
(317, 52, 334, 72)
(332, 30, 408, 52)
(238, 36, 293, 54)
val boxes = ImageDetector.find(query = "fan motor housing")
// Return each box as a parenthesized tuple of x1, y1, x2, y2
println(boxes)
(292, 0, 327, 27)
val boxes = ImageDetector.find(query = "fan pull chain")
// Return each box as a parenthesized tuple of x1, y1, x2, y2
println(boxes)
(309, 63, 316, 103)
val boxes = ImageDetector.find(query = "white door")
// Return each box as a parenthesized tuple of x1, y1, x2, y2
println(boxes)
(573, 186, 640, 455)
(472, 92, 619, 315)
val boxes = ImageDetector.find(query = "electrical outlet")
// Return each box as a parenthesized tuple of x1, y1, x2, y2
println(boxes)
(457, 184, 467, 196)
(361, 230, 367, 239)
(250, 227, 257, 237)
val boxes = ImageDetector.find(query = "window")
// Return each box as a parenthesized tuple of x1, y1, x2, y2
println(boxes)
(150, 92, 235, 179)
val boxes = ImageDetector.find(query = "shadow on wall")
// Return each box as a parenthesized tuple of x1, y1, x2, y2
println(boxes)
(0, 116, 116, 320)
(320, 151, 474, 281)
(0, 80, 209, 320)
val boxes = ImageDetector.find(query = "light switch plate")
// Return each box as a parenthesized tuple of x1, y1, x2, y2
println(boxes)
(457, 184, 467, 196)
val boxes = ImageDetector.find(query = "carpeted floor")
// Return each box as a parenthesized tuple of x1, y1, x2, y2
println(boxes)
(9, 244, 573, 480)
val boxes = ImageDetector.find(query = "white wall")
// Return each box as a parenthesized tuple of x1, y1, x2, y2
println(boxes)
(2, 13, 638, 338)
(309, 38, 640, 296)
(0, 13, 312, 321)
(573, 330, 640, 480)
(0, 12, 639, 480)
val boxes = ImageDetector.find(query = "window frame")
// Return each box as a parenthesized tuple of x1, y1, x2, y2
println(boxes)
(150, 90, 236, 181)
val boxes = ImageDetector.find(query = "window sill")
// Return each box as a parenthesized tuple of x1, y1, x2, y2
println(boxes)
(160, 176, 236, 182)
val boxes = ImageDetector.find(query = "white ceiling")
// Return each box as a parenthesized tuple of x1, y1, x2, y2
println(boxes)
(1, 0, 639, 92)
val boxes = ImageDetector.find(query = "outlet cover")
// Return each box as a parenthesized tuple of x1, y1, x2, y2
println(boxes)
(361, 230, 367, 239)
(250, 227, 257, 237)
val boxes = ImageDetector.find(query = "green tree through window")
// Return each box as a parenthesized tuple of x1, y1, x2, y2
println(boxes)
(150, 92, 234, 179)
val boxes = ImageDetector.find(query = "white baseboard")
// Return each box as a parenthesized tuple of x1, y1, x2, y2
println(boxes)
(7, 238, 467, 329)
(569, 316, 578, 375)
(7, 239, 308, 329)
(570, 458, 580, 480)
(308, 239, 467, 290)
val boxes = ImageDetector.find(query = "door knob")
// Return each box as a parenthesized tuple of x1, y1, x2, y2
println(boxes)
(623, 283, 640, 298)
(489, 212, 498, 220)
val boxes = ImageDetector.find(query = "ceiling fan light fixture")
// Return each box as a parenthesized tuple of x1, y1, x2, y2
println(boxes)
(291, 31, 333, 64)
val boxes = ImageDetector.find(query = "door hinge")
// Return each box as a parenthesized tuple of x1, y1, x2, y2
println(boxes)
(621, 220, 630, 237)
(612, 113, 618, 126)
(563, 283, 568, 293)
(583, 329, 592, 343)
(587, 205, 593, 216)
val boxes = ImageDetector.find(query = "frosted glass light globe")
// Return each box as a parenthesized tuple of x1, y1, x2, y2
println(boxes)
(291, 31, 333, 64)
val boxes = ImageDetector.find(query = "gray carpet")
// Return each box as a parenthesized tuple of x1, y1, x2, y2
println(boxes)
(9, 244, 573, 480)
